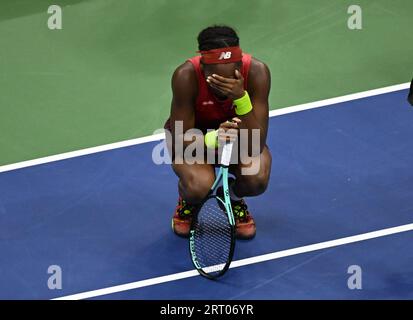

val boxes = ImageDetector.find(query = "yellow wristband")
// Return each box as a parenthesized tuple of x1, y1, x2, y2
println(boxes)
(233, 91, 253, 116)
(204, 130, 219, 149)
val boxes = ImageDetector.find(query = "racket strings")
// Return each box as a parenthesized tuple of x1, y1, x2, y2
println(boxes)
(193, 197, 233, 276)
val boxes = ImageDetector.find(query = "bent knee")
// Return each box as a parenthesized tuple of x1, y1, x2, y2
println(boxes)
(239, 169, 270, 196)
(179, 171, 213, 204)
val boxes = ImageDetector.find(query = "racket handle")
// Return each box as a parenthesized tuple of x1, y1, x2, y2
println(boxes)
(221, 142, 234, 166)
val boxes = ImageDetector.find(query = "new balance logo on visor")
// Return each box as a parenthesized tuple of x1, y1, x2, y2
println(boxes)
(202, 100, 214, 106)
(219, 52, 232, 60)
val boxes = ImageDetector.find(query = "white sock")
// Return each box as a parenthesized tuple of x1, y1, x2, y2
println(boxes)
(229, 181, 242, 201)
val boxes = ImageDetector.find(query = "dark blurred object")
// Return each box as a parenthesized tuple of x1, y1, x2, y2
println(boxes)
(408, 78, 413, 106)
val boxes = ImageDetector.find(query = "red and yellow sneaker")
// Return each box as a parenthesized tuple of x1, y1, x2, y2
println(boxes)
(171, 197, 194, 238)
(232, 199, 256, 240)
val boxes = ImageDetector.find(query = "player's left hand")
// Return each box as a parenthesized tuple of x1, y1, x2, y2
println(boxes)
(206, 70, 245, 100)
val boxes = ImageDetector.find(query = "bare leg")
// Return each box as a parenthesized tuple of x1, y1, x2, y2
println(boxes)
(172, 161, 215, 204)
(230, 145, 272, 198)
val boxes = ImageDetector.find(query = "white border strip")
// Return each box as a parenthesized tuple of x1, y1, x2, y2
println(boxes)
(1, 82, 409, 174)
(53, 222, 413, 300)
(269, 82, 410, 117)
(0, 133, 166, 174)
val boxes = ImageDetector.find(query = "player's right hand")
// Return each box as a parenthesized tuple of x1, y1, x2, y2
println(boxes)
(217, 117, 241, 144)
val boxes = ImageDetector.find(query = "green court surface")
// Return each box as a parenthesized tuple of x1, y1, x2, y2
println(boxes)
(0, 0, 412, 166)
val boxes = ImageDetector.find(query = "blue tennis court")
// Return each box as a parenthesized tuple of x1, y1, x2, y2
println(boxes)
(0, 88, 412, 300)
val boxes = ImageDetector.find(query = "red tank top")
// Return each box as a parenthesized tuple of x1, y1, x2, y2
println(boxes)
(165, 54, 252, 132)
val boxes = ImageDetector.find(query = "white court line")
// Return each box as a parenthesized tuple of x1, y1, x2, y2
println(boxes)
(268, 82, 410, 117)
(53, 222, 413, 300)
(0, 82, 410, 174)
(0, 133, 165, 174)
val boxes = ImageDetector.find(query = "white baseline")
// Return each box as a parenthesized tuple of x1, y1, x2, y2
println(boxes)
(0, 82, 410, 174)
(53, 222, 413, 300)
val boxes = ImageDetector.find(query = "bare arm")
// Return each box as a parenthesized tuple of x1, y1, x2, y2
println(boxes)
(168, 62, 199, 158)
(240, 58, 271, 152)
(207, 58, 271, 153)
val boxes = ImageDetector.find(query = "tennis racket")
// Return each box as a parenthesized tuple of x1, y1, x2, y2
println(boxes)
(189, 141, 235, 279)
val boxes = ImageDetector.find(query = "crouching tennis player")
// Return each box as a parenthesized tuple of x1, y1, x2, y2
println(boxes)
(164, 25, 272, 240)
